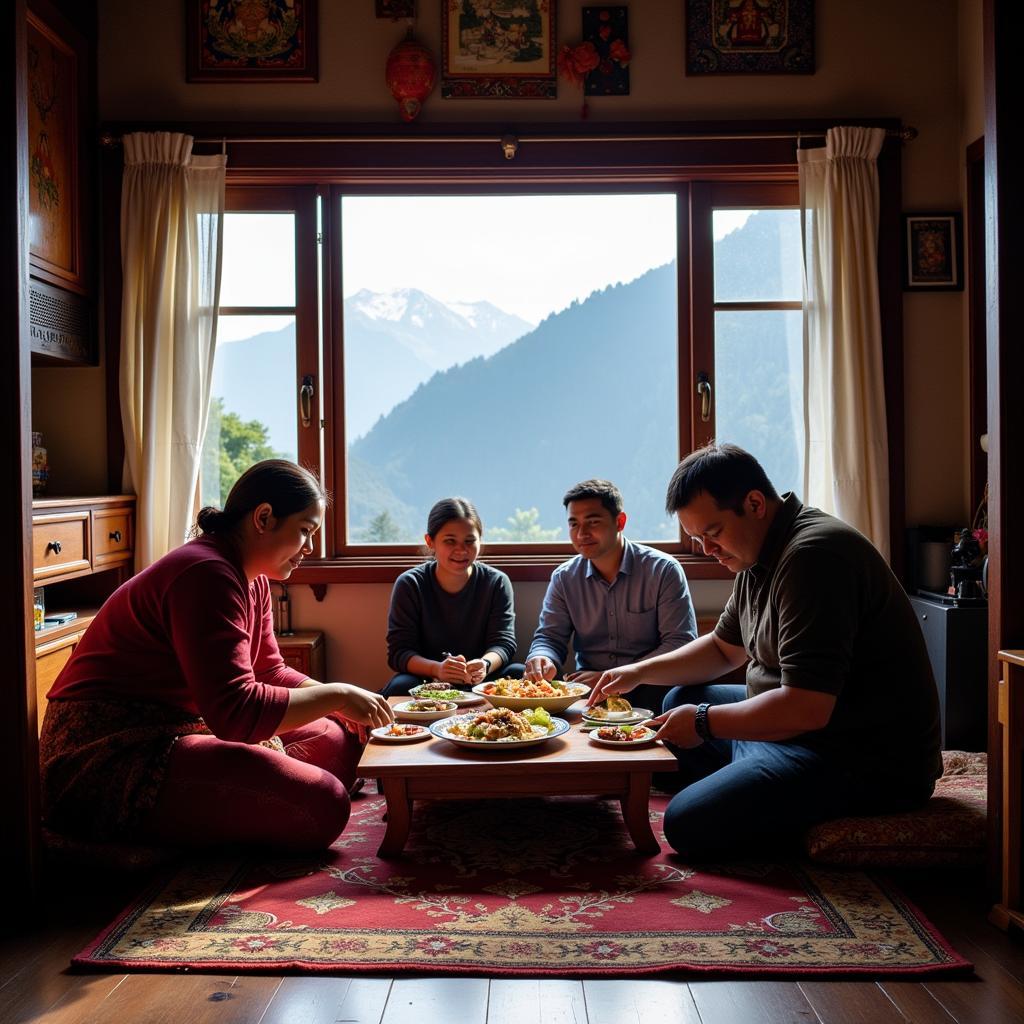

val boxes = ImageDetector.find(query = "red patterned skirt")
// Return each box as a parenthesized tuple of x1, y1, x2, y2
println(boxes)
(40, 698, 215, 841)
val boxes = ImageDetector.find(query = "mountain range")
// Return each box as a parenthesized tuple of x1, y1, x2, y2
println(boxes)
(210, 210, 803, 543)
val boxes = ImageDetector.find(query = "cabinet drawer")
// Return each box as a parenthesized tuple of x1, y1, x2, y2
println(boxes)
(32, 513, 90, 581)
(93, 508, 133, 566)
(35, 632, 81, 734)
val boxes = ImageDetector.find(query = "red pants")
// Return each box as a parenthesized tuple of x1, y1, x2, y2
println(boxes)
(141, 717, 362, 851)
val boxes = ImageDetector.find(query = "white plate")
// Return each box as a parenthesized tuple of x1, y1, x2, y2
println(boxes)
(393, 700, 461, 722)
(430, 713, 570, 750)
(588, 726, 659, 748)
(369, 724, 432, 743)
(408, 686, 486, 707)
(582, 707, 654, 726)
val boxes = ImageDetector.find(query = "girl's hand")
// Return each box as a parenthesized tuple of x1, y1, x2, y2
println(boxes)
(436, 654, 470, 684)
(467, 659, 489, 685)
(335, 684, 394, 729)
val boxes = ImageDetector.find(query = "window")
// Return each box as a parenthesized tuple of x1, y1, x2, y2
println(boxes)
(690, 183, 804, 500)
(207, 177, 803, 574)
(340, 193, 680, 545)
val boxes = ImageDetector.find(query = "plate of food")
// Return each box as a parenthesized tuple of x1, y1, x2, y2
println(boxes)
(472, 677, 590, 713)
(587, 724, 659, 748)
(370, 723, 433, 743)
(393, 698, 460, 722)
(408, 682, 486, 706)
(582, 695, 637, 722)
(430, 706, 570, 749)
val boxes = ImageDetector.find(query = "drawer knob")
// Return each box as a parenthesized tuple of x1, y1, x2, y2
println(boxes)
(109, 530, 122, 543)
(921, 614, 928, 620)
(46, 540, 62, 555)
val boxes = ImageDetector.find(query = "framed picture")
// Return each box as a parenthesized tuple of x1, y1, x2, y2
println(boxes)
(27, 0, 87, 294)
(186, 0, 318, 83)
(686, 0, 815, 75)
(904, 213, 963, 291)
(582, 6, 629, 96)
(442, 0, 556, 99)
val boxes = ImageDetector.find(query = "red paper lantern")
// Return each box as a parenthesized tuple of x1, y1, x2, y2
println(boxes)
(385, 32, 436, 123)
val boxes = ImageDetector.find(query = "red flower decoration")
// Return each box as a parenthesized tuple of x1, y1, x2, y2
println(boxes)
(609, 39, 631, 67)
(557, 41, 600, 86)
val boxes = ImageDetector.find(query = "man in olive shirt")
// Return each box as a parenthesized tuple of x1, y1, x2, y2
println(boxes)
(589, 443, 942, 860)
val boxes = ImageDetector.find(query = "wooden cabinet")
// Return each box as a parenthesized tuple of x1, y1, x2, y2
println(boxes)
(277, 631, 326, 682)
(992, 650, 1024, 934)
(31, 495, 135, 731)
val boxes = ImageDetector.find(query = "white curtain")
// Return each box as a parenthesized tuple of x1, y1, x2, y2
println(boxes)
(119, 132, 226, 569)
(798, 126, 890, 560)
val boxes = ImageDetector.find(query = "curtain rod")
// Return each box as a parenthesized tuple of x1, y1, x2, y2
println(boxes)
(100, 125, 917, 161)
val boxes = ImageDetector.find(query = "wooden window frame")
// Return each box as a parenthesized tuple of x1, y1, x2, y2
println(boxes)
(99, 120, 900, 585)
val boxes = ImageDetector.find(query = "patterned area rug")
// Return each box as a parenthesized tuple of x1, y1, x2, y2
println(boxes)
(75, 794, 970, 976)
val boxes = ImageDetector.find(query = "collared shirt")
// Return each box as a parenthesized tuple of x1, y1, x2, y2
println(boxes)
(528, 538, 697, 672)
(715, 493, 942, 783)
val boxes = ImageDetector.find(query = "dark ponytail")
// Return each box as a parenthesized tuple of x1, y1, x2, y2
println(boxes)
(194, 460, 327, 537)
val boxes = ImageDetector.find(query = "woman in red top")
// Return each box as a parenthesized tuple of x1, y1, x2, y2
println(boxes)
(40, 460, 393, 851)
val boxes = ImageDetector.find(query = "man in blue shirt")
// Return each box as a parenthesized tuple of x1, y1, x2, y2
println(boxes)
(524, 479, 697, 713)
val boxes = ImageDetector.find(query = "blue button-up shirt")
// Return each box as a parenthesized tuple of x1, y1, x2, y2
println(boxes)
(527, 539, 697, 672)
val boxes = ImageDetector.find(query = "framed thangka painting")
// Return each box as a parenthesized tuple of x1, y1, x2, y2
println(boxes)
(186, 0, 318, 82)
(442, 0, 556, 99)
(27, 2, 86, 293)
(904, 213, 963, 291)
(686, 0, 814, 75)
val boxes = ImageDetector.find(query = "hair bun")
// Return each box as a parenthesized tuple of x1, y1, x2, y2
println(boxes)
(195, 506, 226, 535)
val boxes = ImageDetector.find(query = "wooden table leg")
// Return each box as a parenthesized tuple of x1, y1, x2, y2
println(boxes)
(378, 777, 413, 858)
(621, 772, 660, 854)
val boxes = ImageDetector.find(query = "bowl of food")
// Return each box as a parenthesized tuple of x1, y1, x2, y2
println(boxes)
(408, 682, 484, 706)
(430, 706, 569, 749)
(472, 677, 590, 714)
(393, 698, 460, 722)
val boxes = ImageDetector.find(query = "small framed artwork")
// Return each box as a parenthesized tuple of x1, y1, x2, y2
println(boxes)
(442, 0, 556, 99)
(583, 7, 629, 96)
(686, 0, 815, 75)
(27, 0, 87, 294)
(904, 213, 963, 291)
(186, 0, 318, 83)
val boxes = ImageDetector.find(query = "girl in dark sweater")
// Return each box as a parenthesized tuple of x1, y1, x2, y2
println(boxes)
(383, 498, 520, 697)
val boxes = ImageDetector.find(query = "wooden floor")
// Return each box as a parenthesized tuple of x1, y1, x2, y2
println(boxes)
(2, 867, 1022, 1024)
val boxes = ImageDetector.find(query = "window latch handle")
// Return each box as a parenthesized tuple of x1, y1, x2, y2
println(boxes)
(696, 372, 712, 422)
(299, 375, 314, 429)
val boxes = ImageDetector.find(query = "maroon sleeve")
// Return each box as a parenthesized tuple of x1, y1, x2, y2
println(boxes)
(165, 561, 291, 742)
(250, 576, 312, 688)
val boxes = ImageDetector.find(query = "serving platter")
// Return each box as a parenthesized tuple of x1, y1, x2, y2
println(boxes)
(429, 713, 570, 750)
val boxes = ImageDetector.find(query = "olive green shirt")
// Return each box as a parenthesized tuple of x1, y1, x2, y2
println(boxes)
(715, 494, 942, 787)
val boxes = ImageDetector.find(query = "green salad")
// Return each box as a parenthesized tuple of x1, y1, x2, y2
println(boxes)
(410, 685, 464, 701)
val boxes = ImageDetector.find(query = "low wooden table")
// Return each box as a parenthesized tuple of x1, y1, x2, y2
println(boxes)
(357, 699, 677, 857)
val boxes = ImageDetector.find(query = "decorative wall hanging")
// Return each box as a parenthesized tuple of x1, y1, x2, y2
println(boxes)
(385, 30, 437, 121)
(376, 0, 415, 17)
(27, 0, 86, 293)
(442, 0, 556, 99)
(582, 7, 630, 96)
(686, 0, 814, 75)
(903, 213, 963, 291)
(186, 0, 319, 82)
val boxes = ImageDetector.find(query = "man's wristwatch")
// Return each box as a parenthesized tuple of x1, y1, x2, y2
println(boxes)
(694, 702, 715, 742)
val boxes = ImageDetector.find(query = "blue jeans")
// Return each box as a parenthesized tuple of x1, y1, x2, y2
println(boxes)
(382, 662, 525, 697)
(659, 684, 933, 861)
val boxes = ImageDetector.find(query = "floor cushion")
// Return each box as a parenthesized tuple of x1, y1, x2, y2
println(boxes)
(804, 750, 987, 867)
